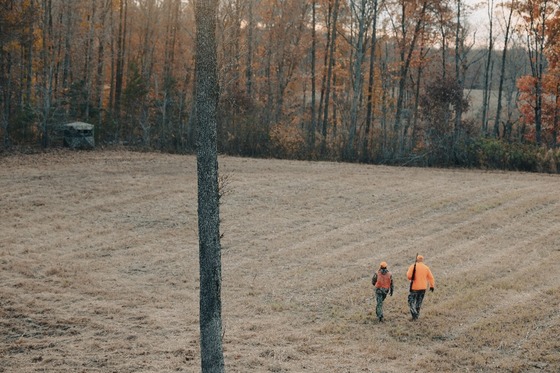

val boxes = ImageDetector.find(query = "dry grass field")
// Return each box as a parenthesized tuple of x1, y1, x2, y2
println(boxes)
(1, 149, 559, 373)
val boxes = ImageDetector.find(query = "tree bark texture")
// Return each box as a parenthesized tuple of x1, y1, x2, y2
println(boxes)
(195, 0, 224, 371)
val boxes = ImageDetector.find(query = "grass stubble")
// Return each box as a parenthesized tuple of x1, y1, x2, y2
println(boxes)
(1, 149, 559, 372)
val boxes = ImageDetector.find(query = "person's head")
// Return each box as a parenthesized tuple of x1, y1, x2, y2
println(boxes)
(416, 255, 424, 263)
(380, 261, 388, 269)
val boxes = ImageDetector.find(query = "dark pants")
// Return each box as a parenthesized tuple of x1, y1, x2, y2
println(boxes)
(375, 288, 389, 319)
(408, 290, 426, 319)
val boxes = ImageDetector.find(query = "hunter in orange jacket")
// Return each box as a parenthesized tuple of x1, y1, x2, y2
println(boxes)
(406, 255, 435, 320)
(372, 261, 393, 322)
(407, 256, 435, 290)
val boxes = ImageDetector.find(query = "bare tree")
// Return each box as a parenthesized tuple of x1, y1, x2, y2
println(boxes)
(320, 0, 340, 156)
(392, 0, 429, 156)
(83, 0, 96, 121)
(138, 0, 158, 146)
(159, 0, 181, 147)
(481, 0, 495, 135)
(454, 0, 465, 137)
(39, 0, 54, 148)
(246, 0, 254, 98)
(494, 0, 516, 138)
(346, 0, 371, 159)
(95, 0, 112, 133)
(363, 0, 381, 161)
(308, 0, 317, 150)
(113, 0, 128, 122)
(195, 0, 224, 371)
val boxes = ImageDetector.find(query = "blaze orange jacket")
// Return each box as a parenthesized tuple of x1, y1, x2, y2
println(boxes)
(407, 262, 435, 291)
(374, 270, 393, 290)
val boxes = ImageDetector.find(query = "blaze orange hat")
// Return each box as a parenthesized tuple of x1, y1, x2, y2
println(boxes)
(417, 255, 424, 262)
(380, 261, 388, 268)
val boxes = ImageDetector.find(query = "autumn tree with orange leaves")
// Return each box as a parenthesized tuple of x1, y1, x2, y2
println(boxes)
(515, 0, 560, 146)
(2, 0, 560, 171)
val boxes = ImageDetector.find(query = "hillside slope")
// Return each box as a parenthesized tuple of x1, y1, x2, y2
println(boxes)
(1, 150, 558, 372)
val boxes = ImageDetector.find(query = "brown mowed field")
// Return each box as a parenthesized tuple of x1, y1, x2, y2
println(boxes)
(1, 150, 559, 373)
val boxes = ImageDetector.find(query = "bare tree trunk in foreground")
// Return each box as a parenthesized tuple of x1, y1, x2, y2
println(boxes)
(195, 0, 224, 371)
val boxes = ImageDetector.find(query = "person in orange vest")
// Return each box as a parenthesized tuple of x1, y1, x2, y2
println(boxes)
(372, 261, 394, 322)
(406, 255, 435, 321)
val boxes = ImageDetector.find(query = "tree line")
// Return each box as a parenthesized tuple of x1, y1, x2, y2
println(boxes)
(1, 0, 559, 171)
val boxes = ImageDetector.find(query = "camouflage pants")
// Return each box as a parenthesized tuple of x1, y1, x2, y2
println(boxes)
(408, 290, 426, 319)
(375, 288, 389, 319)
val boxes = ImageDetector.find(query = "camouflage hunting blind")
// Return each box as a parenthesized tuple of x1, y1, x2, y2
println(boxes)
(63, 122, 95, 149)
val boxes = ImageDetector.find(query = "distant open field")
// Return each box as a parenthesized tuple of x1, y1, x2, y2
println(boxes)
(1, 150, 559, 372)
(464, 89, 519, 123)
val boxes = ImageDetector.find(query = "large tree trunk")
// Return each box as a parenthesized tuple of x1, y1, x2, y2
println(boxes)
(195, 0, 224, 371)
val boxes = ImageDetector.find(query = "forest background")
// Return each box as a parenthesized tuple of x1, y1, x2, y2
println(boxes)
(1, 0, 560, 172)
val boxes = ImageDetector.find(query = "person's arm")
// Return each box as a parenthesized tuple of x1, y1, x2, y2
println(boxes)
(406, 265, 413, 281)
(372, 272, 378, 286)
(390, 274, 394, 296)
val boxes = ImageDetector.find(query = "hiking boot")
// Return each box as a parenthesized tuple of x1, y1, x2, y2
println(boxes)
(378, 316, 384, 322)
